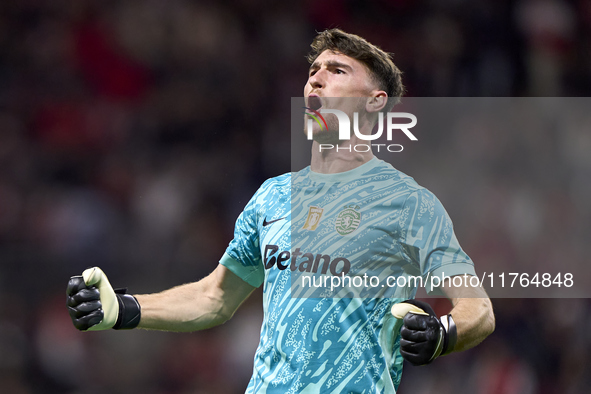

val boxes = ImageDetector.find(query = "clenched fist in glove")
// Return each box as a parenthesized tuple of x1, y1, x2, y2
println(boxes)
(66, 267, 141, 331)
(391, 299, 457, 366)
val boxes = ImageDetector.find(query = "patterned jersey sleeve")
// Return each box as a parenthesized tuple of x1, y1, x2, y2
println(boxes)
(219, 187, 265, 288)
(399, 188, 476, 295)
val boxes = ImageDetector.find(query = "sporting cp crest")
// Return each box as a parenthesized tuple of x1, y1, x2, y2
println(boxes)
(335, 205, 361, 235)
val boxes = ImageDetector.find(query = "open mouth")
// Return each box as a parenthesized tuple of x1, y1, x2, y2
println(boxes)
(307, 95, 322, 111)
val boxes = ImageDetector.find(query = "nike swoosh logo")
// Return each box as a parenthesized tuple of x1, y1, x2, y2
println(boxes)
(263, 217, 286, 226)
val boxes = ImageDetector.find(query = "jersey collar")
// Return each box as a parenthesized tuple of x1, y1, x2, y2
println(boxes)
(308, 157, 380, 183)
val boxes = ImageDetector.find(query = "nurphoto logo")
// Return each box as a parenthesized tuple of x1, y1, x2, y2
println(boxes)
(304, 107, 418, 153)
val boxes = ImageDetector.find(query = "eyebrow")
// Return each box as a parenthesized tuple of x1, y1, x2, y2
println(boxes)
(309, 60, 354, 72)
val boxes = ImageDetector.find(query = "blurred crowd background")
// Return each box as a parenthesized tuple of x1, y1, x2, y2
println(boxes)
(0, 0, 590, 393)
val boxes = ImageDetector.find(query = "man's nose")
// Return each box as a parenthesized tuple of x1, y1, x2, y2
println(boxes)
(308, 71, 325, 89)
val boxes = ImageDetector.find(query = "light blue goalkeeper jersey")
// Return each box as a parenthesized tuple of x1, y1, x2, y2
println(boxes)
(220, 157, 476, 393)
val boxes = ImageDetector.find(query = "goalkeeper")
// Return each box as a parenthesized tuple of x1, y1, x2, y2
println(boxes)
(67, 29, 494, 393)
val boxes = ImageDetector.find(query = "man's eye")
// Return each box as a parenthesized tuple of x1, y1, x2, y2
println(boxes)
(310, 70, 317, 77)
(336, 69, 345, 74)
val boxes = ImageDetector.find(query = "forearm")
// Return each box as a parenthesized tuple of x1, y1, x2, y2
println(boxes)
(448, 295, 495, 352)
(135, 276, 228, 332)
(135, 265, 255, 332)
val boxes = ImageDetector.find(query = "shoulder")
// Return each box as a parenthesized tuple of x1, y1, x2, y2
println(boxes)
(368, 159, 435, 198)
(257, 172, 292, 194)
(368, 160, 449, 221)
(261, 172, 292, 187)
(247, 172, 294, 207)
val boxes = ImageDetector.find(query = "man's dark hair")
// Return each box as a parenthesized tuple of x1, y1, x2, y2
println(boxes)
(307, 29, 404, 105)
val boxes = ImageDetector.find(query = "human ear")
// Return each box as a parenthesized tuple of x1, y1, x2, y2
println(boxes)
(366, 92, 388, 113)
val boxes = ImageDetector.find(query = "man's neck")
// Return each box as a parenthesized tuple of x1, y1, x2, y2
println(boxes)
(310, 140, 375, 174)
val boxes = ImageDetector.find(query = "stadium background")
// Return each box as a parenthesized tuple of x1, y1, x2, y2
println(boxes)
(0, 0, 590, 393)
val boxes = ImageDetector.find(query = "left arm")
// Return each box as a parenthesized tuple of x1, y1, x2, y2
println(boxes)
(395, 190, 495, 364)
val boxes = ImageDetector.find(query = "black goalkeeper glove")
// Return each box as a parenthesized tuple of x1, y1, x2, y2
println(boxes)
(391, 299, 457, 366)
(66, 267, 141, 331)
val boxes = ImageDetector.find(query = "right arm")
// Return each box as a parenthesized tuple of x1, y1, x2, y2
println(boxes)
(136, 264, 256, 332)
(68, 184, 266, 332)
(66, 264, 256, 332)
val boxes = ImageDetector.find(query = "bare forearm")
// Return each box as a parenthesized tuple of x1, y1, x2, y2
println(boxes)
(136, 279, 227, 332)
(449, 296, 495, 352)
(135, 265, 256, 332)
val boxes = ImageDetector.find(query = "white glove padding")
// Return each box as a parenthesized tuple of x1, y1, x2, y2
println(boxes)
(391, 302, 430, 319)
(82, 267, 119, 331)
